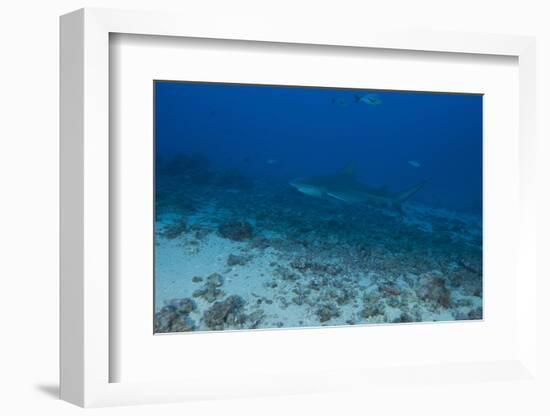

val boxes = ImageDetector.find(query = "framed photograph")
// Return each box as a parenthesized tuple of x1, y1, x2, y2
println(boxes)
(152, 80, 483, 334)
(60, 8, 538, 407)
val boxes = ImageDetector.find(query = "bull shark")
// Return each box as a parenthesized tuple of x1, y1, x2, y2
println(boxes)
(289, 164, 425, 212)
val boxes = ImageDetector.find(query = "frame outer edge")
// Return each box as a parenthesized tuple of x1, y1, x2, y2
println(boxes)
(60, 8, 85, 407)
(58, 6, 539, 407)
(82, 8, 111, 407)
(517, 39, 537, 376)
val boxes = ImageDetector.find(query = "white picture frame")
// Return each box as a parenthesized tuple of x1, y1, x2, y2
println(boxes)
(60, 7, 538, 407)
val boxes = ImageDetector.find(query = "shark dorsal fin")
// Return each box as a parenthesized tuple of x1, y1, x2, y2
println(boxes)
(340, 163, 355, 176)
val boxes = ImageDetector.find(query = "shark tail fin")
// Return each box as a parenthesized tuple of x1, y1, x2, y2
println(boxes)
(392, 181, 426, 211)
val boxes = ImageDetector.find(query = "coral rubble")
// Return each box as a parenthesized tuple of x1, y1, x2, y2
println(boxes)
(202, 295, 247, 330)
(155, 153, 483, 332)
(217, 221, 254, 241)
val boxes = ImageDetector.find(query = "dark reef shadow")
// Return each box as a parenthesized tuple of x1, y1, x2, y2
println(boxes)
(34, 383, 59, 399)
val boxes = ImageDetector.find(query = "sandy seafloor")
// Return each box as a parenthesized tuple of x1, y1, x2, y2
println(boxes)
(153, 185, 483, 333)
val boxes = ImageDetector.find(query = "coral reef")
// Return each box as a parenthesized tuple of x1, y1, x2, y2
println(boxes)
(192, 273, 225, 302)
(290, 257, 342, 276)
(202, 295, 247, 330)
(227, 254, 250, 266)
(468, 307, 483, 320)
(361, 292, 385, 319)
(416, 275, 451, 308)
(167, 297, 196, 314)
(247, 310, 266, 329)
(160, 217, 188, 240)
(273, 265, 300, 282)
(217, 221, 254, 241)
(155, 154, 483, 332)
(316, 303, 341, 322)
(154, 300, 196, 333)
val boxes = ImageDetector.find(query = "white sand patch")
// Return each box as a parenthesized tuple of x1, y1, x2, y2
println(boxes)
(156, 228, 378, 329)
(155, 230, 323, 329)
(155, 201, 482, 332)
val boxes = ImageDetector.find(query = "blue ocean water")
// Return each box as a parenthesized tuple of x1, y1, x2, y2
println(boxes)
(153, 81, 483, 333)
(155, 81, 482, 213)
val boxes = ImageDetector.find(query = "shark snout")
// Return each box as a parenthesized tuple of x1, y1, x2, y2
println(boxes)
(289, 178, 326, 198)
(289, 178, 305, 189)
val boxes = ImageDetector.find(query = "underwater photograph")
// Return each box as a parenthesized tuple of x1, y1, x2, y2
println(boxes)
(153, 81, 483, 333)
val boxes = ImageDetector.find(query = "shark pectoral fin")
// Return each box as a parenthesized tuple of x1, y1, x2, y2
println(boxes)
(326, 192, 348, 202)
(392, 181, 427, 206)
(327, 190, 366, 204)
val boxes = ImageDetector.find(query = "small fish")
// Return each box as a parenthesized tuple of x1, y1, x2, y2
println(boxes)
(379, 286, 401, 296)
(355, 94, 382, 105)
(408, 160, 421, 168)
(266, 159, 278, 165)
